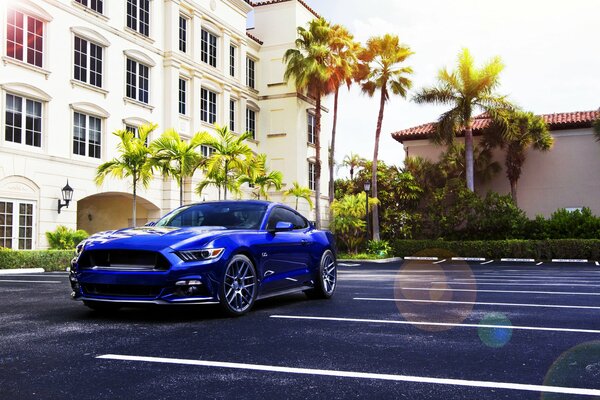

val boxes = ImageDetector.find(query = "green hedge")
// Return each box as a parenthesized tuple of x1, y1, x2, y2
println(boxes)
(391, 239, 600, 261)
(0, 249, 73, 272)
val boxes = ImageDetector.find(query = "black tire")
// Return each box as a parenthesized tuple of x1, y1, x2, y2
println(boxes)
(83, 300, 122, 313)
(305, 250, 337, 299)
(219, 254, 258, 317)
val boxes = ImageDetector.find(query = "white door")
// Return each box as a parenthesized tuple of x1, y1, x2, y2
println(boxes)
(0, 199, 35, 250)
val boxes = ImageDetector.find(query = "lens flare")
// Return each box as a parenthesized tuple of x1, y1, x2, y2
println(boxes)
(478, 312, 512, 348)
(393, 249, 476, 332)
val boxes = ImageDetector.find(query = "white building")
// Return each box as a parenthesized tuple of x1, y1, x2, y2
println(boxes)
(0, 0, 330, 249)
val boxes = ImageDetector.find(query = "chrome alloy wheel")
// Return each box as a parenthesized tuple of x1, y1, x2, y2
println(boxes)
(321, 251, 337, 295)
(223, 255, 257, 314)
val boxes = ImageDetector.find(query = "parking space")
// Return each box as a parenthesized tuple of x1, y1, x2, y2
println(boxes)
(1, 262, 600, 399)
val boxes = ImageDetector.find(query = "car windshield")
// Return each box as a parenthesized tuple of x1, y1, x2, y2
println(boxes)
(154, 203, 268, 230)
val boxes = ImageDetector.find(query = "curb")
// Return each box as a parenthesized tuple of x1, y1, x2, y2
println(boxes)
(0, 268, 45, 275)
(338, 257, 403, 264)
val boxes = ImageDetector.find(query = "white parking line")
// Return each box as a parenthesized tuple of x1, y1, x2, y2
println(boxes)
(434, 281, 600, 287)
(433, 259, 447, 264)
(0, 279, 62, 284)
(353, 297, 600, 311)
(396, 287, 600, 297)
(480, 260, 494, 265)
(451, 278, 596, 284)
(96, 354, 600, 397)
(536, 262, 544, 266)
(270, 315, 600, 334)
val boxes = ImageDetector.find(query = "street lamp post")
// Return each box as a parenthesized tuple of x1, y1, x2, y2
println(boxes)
(364, 181, 371, 242)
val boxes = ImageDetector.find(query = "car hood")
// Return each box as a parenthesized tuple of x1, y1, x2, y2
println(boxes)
(82, 226, 229, 252)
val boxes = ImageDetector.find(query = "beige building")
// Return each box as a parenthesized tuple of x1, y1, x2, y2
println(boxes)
(0, 0, 331, 249)
(392, 110, 600, 218)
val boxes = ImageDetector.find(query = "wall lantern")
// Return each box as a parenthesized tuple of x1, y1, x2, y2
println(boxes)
(57, 180, 74, 214)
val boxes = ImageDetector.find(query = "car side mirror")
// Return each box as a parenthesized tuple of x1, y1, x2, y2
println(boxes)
(269, 221, 294, 233)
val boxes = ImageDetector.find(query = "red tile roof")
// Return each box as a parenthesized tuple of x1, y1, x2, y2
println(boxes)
(246, 31, 263, 45)
(392, 110, 600, 142)
(251, 0, 321, 19)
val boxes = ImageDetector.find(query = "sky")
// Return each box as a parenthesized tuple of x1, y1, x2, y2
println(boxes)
(295, 0, 600, 176)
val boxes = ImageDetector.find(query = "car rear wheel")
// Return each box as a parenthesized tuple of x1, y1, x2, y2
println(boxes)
(83, 300, 121, 313)
(219, 254, 258, 316)
(306, 250, 337, 299)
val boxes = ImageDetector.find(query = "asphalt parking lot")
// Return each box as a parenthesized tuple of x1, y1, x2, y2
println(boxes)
(2, 260, 600, 399)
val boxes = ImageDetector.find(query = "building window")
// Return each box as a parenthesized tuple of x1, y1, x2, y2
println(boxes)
(126, 0, 150, 37)
(229, 99, 236, 132)
(73, 112, 102, 159)
(75, 0, 104, 14)
(201, 29, 217, 68)
(6, 9, 44, 68)
(307, 112, 315, 144)
(5, 94, 42, 148)
(200, 145, 215, 158)
(74, 36, 103, 88)
(308, 162, 316, 191)
(126, 58, 149, 104)
(246, 58, 255, 89)
(200, 88, 217, 124)
(229, 45, 236, 77)
(179, 78, 187, 115)
(0, 200, 35, 250)
(179, 15, 187, 53)
(246, 108, 256, 140)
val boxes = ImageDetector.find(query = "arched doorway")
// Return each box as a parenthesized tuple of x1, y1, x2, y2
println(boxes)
(77, 192, 160, 235)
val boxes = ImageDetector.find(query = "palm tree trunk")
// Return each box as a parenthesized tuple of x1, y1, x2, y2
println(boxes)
(349, 167, 354, 180)
(510, 179, 518, 206)
(179, 176, 183, 207)
(371, 87, 386, 242)
(314, 91, 322, 229)
(328, 88, 339, 225)
(132, 174, 137, 227)
(295, 197, 299, 210)
(224, 162, 229, 200)
(465, 125, 475, 191)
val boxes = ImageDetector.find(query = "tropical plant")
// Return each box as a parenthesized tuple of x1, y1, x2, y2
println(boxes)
(238, 154, 283, 200)
(341, 152, 367, 180)
(355, 34, 414, 241)
(95, 123, 157, 226)
(483, 110, 553, 205)
(196, 125, 253, 200)
(150, 129, 211, 206)
(283, 181, 314, 211)
(439, 142, 501, 185)
(45, 226, 89, 250)
(413, 48, 513, 192)
(327, 24, 361, 210)
(593, 117, 600, 142)
(284, 17, 334, 228)
(330, 192, 377, 254)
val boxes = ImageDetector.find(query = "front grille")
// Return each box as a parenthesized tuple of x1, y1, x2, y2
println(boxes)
(78, 250, 171, 271)
(82, 283, 162, 298)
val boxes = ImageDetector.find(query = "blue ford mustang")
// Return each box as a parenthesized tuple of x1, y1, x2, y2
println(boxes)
(69, 200, 337, 316)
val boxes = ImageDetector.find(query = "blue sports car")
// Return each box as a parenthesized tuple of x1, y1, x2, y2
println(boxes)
(69, 201, 337, 316)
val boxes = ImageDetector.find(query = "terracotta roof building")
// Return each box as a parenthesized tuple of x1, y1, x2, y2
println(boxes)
(391, 109, 600, 217)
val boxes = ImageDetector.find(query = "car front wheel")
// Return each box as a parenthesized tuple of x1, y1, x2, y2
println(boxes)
(306, 249, 337, 299)
(219, 254, 258, 316)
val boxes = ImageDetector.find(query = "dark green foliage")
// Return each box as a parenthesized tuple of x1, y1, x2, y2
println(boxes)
(391, 239, 600, 260)
(45, 225, 89, 250)
(525, 208, 600, 239)
(0, 249, 73, 271)
(366, 240, 391, 257)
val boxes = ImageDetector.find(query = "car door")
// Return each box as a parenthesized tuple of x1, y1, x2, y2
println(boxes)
(259, 207, 313, 292)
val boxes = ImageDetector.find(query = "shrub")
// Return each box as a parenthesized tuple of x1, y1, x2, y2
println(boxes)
(0, 248, 73, 272)
(366, 240, 392, 257)
(331, 193, 378, 254)
(45, 225, 89, 250)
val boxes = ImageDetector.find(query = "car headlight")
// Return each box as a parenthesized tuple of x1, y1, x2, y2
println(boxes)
(75, 241, 87, 257)
(176, 248, 224, 262)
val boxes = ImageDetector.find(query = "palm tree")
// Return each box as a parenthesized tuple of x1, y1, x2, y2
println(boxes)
(197, 125, 253, 200)
(95, 123, 157, 227)
(341, 152, 366, 180)
(238, 154, 283, 200)
(284, 17, 334, 229)
(594, 117, 600, 142)
(327, 24, 360, 209)
(413, 48, 513, 192)
(150, 129, 211, 206)
(439, 142, 501, 185)
(483, 110, 553, 205)
(283, 181, 314, 211)
(355, 34, 414, 241)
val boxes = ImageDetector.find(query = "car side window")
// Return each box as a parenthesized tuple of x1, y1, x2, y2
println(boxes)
(266, 208, 308, 230)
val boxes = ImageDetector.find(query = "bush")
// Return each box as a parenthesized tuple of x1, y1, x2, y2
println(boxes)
(45, 225, 89, 250)
(366, 240, 392, 257)
(0, 248, 73, 271)
(390, 239, 600, 260)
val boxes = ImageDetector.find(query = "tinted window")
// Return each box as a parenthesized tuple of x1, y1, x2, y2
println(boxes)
(156, 203, 267, 230)
(266, 208, 308, 230)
